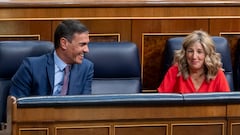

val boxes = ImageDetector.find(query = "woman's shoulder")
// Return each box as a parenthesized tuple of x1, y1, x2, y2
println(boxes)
(167, 64, 179, 74)
(214, 68, 226, 79)
(170, 63, 179, 70)
(216, 68, 225, 74)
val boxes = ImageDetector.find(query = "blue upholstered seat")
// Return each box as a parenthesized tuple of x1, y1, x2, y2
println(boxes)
(85, 42, 141, 94)
(0, 41, 53, 127)
(162, 36, 234, 91)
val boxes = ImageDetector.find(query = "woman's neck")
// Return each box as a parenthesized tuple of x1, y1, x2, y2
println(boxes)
(189, 68, 205, 78)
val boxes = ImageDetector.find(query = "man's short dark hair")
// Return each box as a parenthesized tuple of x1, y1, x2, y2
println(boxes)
(54, 20, 89, 48)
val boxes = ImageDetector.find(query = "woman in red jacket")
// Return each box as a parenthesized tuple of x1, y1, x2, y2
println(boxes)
(157, 30, 230, 93)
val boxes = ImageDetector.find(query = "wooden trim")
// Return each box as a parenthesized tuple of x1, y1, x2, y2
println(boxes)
(0, 35, 40, 40)
(89, 33, 120, 42)
(1, 0, 240, 8)
(19, 128, 49, 135)
(171, 122, 225, 135)
(219, 32, 240, 36)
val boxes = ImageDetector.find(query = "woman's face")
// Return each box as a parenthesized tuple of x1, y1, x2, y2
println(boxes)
(186, 41, 206, 72)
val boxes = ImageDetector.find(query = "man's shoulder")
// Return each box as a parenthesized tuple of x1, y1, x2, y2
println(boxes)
(73, 58, 93, 70)
(83, 58, 93, 65)
(23, 53, 53, 65)
(26, 53, 52, 61)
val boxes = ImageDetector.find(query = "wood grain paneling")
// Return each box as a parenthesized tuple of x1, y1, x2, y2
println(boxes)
(0, 21, 52, 41)
(0, 35, 40, 41)
(19, 128, 48, 135)
(231, 123, 240, 135)
(219, 33, 240, 67)
(210, 19, 240, 35)
(115, 125, 167, 135)
(1, 0, 240, 8)
(82, 20, 131, 42)
(132, 19, 209, 61)
(89, 33, 120, 42)
(56, 126, 109, 135)
(12, 105, 226, 122)
(51, 20, 131, 42)
(209, 18, 240, 65)
(1, 7, 240, 19)
(172, 123, 224, 135)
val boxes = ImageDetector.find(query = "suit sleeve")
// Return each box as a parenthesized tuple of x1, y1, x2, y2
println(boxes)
(82, 62, 94, 94)
(9, 58, 33, 98)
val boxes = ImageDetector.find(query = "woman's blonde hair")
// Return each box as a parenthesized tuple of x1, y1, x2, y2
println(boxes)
(173, 30, 223, 82)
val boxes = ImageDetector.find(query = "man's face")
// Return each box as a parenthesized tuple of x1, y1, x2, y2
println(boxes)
(63, 32, 90, 64)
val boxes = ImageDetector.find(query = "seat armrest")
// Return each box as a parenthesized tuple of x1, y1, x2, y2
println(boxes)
(183, 92, 240, 104)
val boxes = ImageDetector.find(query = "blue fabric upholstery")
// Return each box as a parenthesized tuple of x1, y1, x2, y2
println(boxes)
(17, 93, 183, 107)
(15, 92, 240, 108)
(85, 42, 141, 94)
(0, 41, 54, 124)
(183, 92, 240, 104)
(162, 36, 234, 91)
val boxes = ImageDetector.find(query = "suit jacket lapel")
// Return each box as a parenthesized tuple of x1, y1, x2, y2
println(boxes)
(68, 64, 82, 95)
(46, 53, 55, 94)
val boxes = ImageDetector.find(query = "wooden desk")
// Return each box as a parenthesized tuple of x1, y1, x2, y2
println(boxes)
(5, 93, 240, 135)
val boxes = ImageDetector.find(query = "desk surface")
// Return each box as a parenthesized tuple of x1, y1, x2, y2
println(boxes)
(1, 0, 240, 7)
(8, 93, 240, 135)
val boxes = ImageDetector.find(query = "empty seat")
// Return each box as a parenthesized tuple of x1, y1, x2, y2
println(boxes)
(85, 42, 141, 94)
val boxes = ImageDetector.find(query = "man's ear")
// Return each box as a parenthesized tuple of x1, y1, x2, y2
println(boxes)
(60, 37, 68, 50)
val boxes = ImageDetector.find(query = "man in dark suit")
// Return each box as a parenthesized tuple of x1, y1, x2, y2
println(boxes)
(9, 20, 93, 98)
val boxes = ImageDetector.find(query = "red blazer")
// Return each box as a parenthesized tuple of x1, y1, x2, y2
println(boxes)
(158, 65, 230, 93)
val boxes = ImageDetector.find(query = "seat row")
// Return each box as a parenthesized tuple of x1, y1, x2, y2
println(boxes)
(0, 41, 142, 130)
(1, 36, 240, 133)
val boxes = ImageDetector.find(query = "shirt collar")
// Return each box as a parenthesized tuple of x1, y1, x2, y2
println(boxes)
(54, 51, 67, 71)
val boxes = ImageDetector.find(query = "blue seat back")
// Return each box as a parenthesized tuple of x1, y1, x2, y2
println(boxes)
(162, 36, 234, 91)
(85, 42, 141, 94)
(0, 41, 54, 124)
